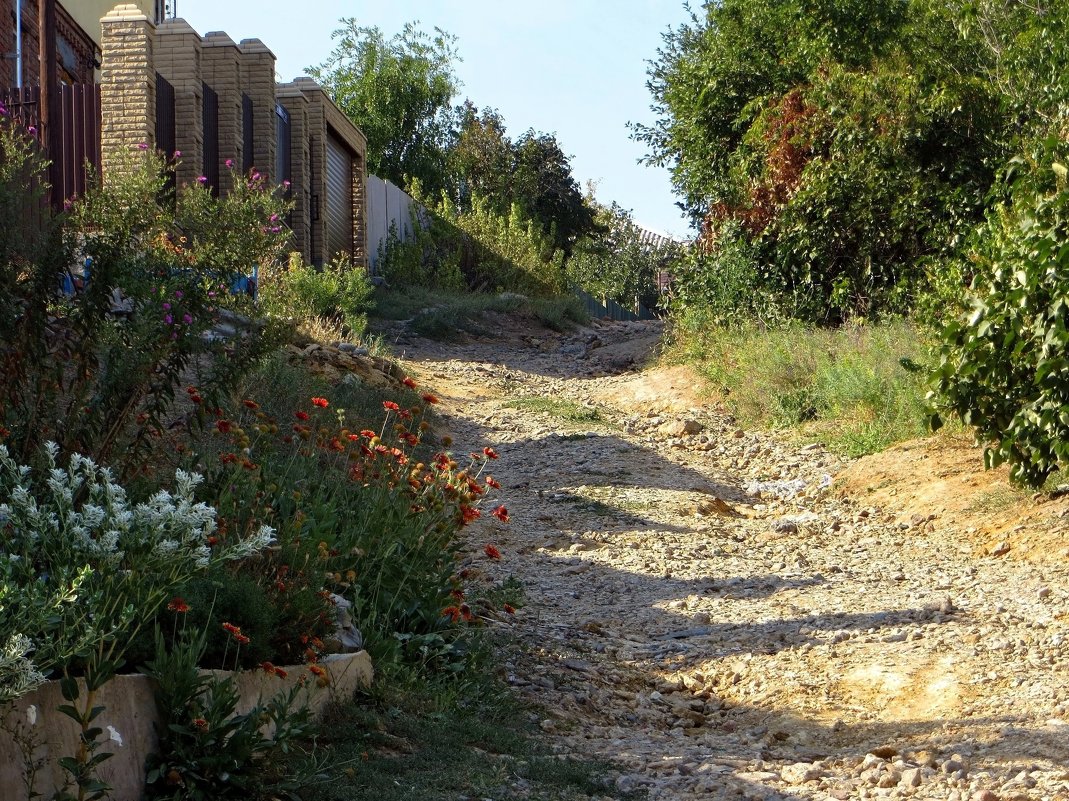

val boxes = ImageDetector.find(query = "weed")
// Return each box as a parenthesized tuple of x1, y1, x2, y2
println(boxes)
(668, 312, 932, 456)
(310, 657, 620, 801)
(504, 396, 604, 425)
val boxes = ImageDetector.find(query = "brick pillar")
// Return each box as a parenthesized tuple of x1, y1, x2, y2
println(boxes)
(276, 84, 311, 264)
(99, 4, 156, 180)
(306, 95, 327, 267)
(352, 152, 368, 268)
(202, 31, 242, 194)
(239, 39, 276, 181)
(154, 18, 202, 189)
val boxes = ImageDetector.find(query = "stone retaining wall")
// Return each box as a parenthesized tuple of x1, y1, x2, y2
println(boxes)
(0, 650, 372, 801)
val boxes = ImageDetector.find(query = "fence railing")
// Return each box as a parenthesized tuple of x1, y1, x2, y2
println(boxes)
(0, 83, 101, 203)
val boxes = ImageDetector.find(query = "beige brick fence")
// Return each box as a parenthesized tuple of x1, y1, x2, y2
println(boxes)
(98, 3, 369, 268)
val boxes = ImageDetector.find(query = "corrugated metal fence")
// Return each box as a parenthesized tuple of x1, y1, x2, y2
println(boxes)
(574, 287, 659, 322)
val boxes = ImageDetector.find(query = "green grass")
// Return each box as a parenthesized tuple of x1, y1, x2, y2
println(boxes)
(668, 310, 933, 457)
(504, 396, 605, 425)
(309, 649, 622, 801)
(373, 287, 588, 339)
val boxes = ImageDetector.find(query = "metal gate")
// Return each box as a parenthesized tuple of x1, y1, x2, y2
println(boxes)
(324, 129, 354, 261)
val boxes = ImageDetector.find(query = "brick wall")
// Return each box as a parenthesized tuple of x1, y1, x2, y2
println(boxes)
(97, 5, 369, 269)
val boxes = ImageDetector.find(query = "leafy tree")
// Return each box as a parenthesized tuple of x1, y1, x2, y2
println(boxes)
(310, 19, 461, 195)
(450, 101, 514, 210)
(511, 130, 597, 255)
(633, 0, 1004, 321)
(567, 202, 679, 310)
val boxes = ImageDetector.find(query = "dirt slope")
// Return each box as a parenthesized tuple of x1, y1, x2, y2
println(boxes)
(396, 315, 1069, 801)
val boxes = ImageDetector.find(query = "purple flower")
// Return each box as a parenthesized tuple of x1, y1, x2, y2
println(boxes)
(270, 213, 279, 222)
(282, 180, 291, 189)
(173, 150, 181, 158)
(208, 291, 217, 298)
(251, 171, 261, 181)
(0, 101, 7, 116)
(137, 142, 149, 150)
(27, 126, 36, 135)
(162, 302, 171, 310)
(225, 158, 233, 168)
(164, 314, 173, 325)
(196, 175, 207, 184)
(270, 226, 281, 233)
(171, 332, 178, 340)
(182, 313, 193, 324)
(175, 290, 184, 299)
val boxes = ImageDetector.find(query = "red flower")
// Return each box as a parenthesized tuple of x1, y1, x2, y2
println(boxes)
(485, 476, 501, 489)
(235, 632, 250, 644)
(308, 664, 327, 677)
(383, 401, 400, 412)
(484, 543, 501, 560)
(402, 377, 417, 389)
(294, 410, 310, 421)
(242, 399, 260, 409)
(311, 396, 329, 408)
(421, 393, 439, 404)
(215, 419, 233, 434)
(490, 505, 510, 523)
(274, 667, 288, 678)
(261, 661, 276, 674)
(459, 603, 474, 622)
(192, 717, 208, 732)
(442, 605, 461, 622)
(222, 622, 246, 642)
(483, 447, 499, 460)
(360, 429, 376, 439)
(167, 597, 191, 613)
(503, 603, 516, 615)
(461, 506, 481, 524)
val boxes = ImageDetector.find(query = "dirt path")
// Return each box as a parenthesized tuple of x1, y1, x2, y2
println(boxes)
(394, 317, 1069, 801)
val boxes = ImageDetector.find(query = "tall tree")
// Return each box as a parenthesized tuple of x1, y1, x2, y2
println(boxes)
(309, 19, 461, 194)
(450, 101, 514, 209)
(510, 130, 596, 255)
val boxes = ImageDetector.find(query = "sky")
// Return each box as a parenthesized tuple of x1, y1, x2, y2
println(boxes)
(168, 0, 694, 239)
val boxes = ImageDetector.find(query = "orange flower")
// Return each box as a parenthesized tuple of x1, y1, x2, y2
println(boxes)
(274, 667, 288, 678)
(167, 597, 191, 613)
(483, 447, 499, 459)
(360, 429, 376, 439)
(461, 506, 481, 524)
(311, 396, 329, 408)
(242, 399, 260, 409)
(485, 476, 501, 489)
(308, 664, 327, 677)
(484, 543, 501, 560)
(383, 401, 400, 412)
(441, 605, 461, 622)
(421, 393, 439, 404)
(503, 603, 516, 615)
(402, 377, 417, 389)
(490, 505, 510, 523)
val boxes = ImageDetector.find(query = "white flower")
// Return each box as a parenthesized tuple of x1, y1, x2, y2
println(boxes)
(107, 725, 123, 747)
(26, 704, 37, 726)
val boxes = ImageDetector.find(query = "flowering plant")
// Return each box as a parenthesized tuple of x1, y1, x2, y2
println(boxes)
(0, 442, 274, 703)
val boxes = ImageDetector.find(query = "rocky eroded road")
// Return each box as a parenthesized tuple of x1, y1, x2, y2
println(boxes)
(394, 315, 1069, 801)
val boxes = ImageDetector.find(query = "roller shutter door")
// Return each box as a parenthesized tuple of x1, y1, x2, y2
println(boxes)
(325, 131, 354, 261)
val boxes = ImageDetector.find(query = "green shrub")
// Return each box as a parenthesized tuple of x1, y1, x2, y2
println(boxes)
(0, 138, 289, 480)
(260, 253, 374, 341)
(931, 140, 1069, 487)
